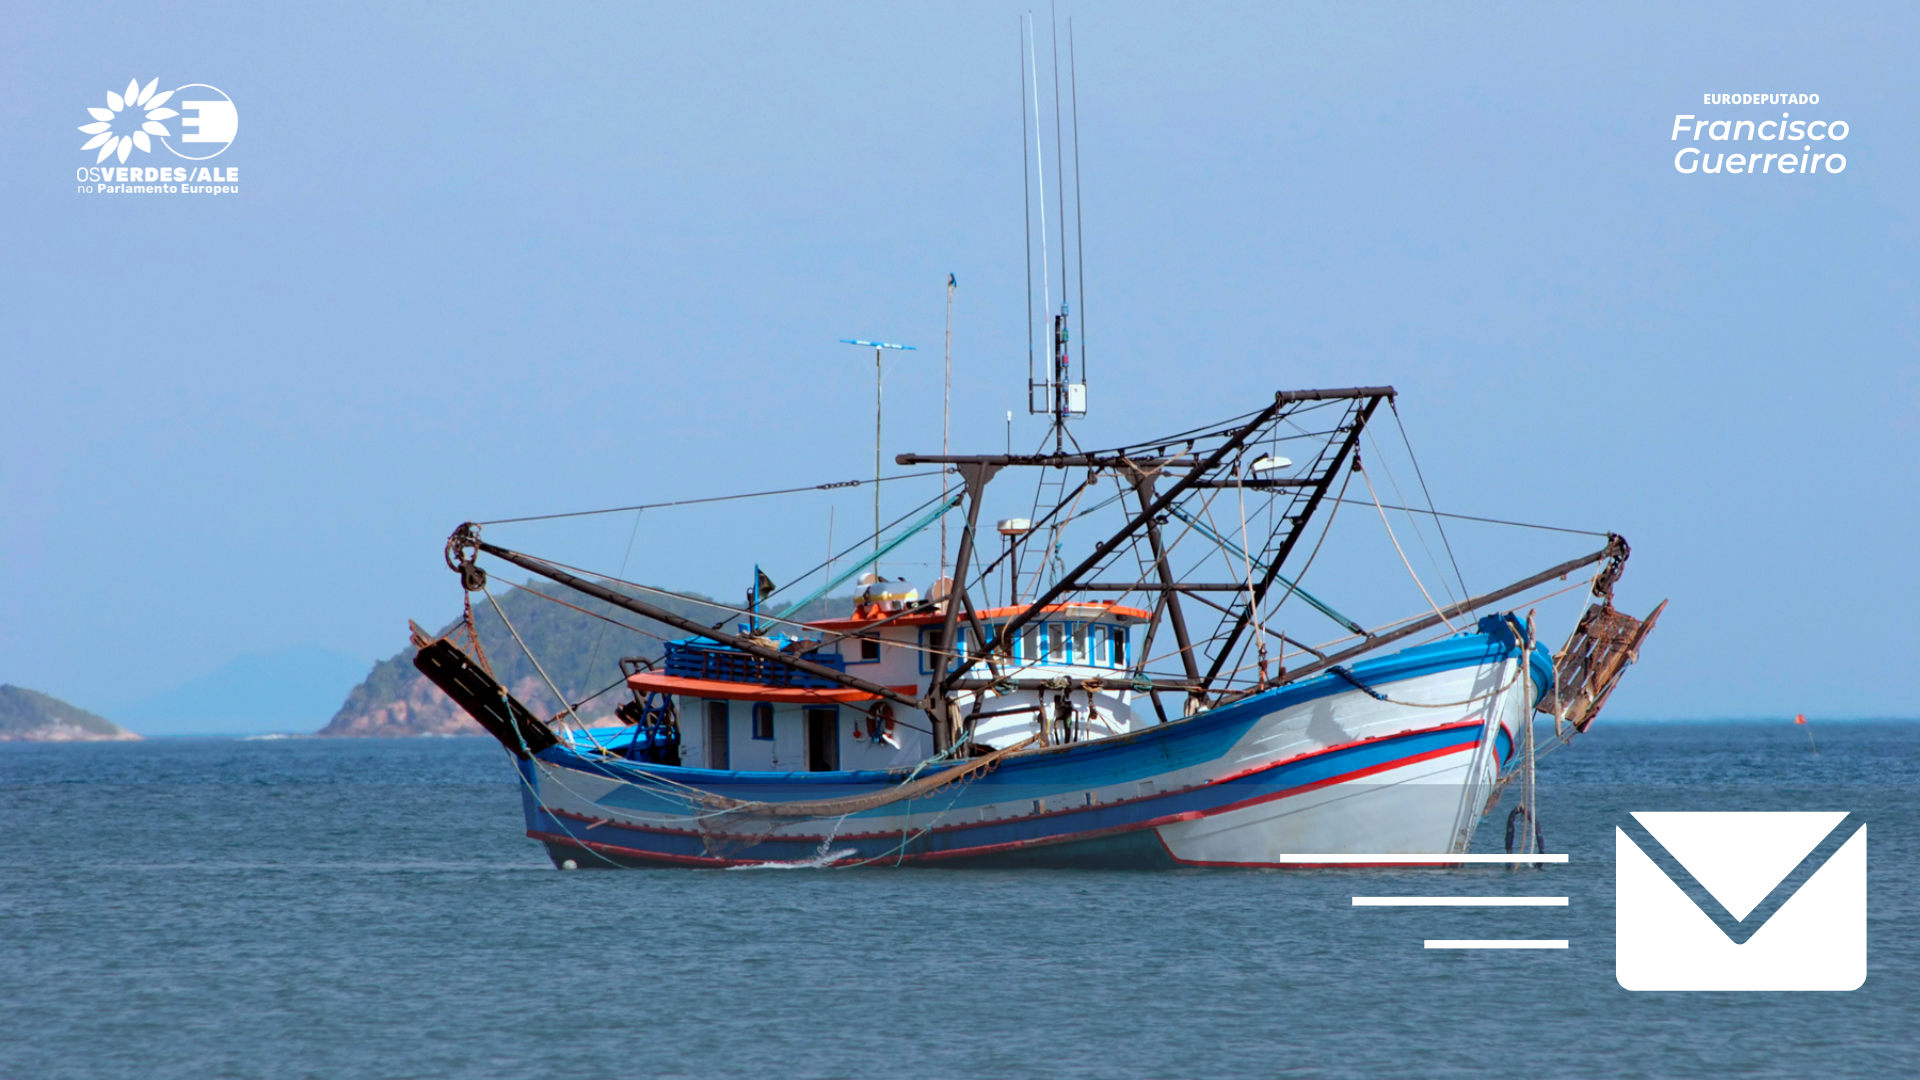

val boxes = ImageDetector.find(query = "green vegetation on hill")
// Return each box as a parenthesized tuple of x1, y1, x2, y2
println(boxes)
(0, 685, 138, 741)
(322, 578, 858, 736)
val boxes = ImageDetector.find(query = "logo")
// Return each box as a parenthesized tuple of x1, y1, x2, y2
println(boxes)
(1615, 812, 1866, 991)
(77, 77, 237, 164)
(73, 77, 239, 195)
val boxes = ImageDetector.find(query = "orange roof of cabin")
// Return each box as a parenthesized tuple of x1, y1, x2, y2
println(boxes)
(805, 601, 1150, 632)
(626, 672, 917, 704)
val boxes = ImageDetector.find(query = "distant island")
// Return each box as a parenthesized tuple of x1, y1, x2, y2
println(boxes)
(0, 685, 140, 742)
(320, 579, 856, 738)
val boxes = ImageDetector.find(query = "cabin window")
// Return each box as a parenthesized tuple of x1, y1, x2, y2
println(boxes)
(920, 627, 950, 675)
(1110, 625, 1128, 668)
(1072, 623, 1088, 664)
(859, 635, 881, 662)
(805, 706, 839, 771)
(1049, 623, 1067, 663)
(751, 702, 774, 740)
(1091, 625, 1108, 667)
(705, 700, 730, 769)
(1021, 625, 1040, 665)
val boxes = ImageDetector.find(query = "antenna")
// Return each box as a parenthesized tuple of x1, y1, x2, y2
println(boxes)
(839, 338, 915, 567)
(1028, 18, 1052, 405)
(1049, 4, 1071, 454)
(1015, 14, 1090, 448)
(942, 273, 956, 576)
(1020, 16, 1034, 412)
(1070, 18, 1086, 394)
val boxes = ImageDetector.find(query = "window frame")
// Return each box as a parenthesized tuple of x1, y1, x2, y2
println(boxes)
(919, 626, 951, 676)
(750, 701, 774, 741)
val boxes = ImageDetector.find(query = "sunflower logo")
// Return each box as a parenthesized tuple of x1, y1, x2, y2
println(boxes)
(77, 78, 179, 164)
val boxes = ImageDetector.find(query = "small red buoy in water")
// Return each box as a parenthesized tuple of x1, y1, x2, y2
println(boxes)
(1795, 713, 1817, 754)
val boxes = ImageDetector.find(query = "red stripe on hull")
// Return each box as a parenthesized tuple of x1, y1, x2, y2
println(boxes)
(531, 721, 1488, 868)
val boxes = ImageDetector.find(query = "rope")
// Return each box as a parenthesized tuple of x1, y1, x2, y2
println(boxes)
(1325, 653, 1525, 709)
(698, 737, 1037, 819)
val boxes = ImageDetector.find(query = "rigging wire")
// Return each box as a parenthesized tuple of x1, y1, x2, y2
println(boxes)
(1320, 498, 1607, 537)
(474, 469, 947, 526)
(1365, 429, 1461, 611)
(1390, 400, 1471, 605)
(482, 585, 610, 755)
(1358, 460, 1457, 633)
(579, 507, 647, 704)
(757, 485, 957, 610)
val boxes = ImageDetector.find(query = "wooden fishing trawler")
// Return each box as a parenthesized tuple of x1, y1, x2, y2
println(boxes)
(412, 31, 1659, 868)
(413, 381, 1662, 869)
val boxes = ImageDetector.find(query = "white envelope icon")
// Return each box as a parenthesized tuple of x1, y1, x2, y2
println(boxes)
(1616, 811, 1865, 991)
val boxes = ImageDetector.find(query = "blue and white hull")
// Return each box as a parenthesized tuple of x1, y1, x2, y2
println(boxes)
(516, 621, 1550, 869)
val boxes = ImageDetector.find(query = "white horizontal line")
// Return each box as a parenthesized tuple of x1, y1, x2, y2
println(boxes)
(1425, 939, 1569, 949)
(1278, 853, 1569, 864)
(1354, 896, 1568, 906)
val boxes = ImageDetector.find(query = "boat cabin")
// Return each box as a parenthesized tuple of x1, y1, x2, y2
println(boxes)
(603, 588, 1153, 772)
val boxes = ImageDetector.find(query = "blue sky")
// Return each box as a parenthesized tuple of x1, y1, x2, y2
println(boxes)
(3, 1, 1914, 719)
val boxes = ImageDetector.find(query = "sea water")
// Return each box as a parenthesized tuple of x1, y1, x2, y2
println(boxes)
(3, 722, 1916, 1079)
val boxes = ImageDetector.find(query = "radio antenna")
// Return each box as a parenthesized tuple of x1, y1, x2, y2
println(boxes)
(1020, 16, 1034, 408)
(1070, 18, 1086, 391)
(1051, 3, 1069, 310)
(1028, 17, 1051, 389)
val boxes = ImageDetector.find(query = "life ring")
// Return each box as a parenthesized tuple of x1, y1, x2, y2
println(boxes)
(859, 701, 898, 746)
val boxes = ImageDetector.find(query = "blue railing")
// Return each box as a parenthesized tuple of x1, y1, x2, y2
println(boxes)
(663, 642, 847, 689)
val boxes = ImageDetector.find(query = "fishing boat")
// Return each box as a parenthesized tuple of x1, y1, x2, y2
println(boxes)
(412, 27, 1659, 869)
(413, 381, 1663, 869)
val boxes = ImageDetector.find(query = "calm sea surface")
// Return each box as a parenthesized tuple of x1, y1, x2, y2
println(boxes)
(4, 722, 1917, 1079)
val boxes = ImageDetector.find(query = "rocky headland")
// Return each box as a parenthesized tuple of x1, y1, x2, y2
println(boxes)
(0, 685, 140, 742)
(319, 579, 756, 738)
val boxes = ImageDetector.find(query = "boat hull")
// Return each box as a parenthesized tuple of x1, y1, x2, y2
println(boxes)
(517, 623, 1548, 869)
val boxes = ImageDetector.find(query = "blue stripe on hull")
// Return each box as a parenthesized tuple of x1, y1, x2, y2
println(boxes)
(530, 625, 1539, 821)
(520, 624, 1538, 868)
(526, 718, 1485, 868)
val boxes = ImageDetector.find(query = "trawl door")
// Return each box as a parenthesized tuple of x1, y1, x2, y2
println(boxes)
(805, 706, 838, 772)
